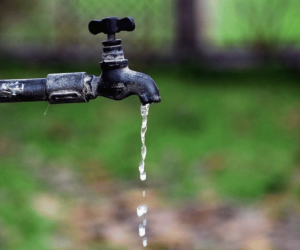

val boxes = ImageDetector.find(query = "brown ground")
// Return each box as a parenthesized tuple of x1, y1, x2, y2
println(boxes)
(32, 166, 300, 250)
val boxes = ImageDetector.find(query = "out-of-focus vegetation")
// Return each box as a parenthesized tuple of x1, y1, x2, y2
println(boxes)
(0, 62, 300, 249)
(2, 0, 300, 51)
(0, 0, 174, 54)
(0, 161, 52, 250)
(213, 0, 300, 46)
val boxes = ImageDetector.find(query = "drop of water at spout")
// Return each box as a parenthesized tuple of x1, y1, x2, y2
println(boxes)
(143, 237, 147, 247)
(137, 205, 148, 217)
(139, 224, 146, 237)
(141, 105, 149, 117)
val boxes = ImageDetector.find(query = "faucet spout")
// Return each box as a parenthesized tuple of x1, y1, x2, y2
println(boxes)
(97, 66, 161, 105)
(89, 16, 161, 105)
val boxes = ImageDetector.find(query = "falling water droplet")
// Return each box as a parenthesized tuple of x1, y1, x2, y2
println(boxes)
(143, 219, 147, 226)
(139, 224, 146, 237)
(137, 205, 148, 217)
(140, 172, 146, 181)
(143, 237, 147, 247)
(143, 190, 146, 197)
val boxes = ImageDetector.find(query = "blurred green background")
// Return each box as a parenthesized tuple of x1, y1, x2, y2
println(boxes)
(0, 1, 300, 250)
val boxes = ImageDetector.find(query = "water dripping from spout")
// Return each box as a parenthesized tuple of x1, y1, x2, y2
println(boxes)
(137, 104, 150, 247)
(139, 223, 146, 237)
(140, 172, 147, 181)
(137, 205, 148, 217)
(139, 104, 149, 181)
(143, 237, 147, 247)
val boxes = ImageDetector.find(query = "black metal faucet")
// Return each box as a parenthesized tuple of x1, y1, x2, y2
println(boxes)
(0, 17, 161, 105)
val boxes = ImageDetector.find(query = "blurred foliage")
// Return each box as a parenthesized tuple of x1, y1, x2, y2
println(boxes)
(0, 160, 53, 250)
(2, 0, 300, 63)
(0, 0, 54, 43)
(213, 0, 300, 47)
(0, 0, 174, 55)
(1, 0, 300, 65)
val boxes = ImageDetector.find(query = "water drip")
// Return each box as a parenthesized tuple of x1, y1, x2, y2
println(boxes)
(137, 104, 150, 247)
(137, 205, 148, 217)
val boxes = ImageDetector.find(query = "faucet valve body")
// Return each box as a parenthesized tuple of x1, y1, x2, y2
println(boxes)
(101, 39, 128, 69)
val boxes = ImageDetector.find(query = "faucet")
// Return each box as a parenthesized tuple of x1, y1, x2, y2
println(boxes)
(0, 17, 161, 105)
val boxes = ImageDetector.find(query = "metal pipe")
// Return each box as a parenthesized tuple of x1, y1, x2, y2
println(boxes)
(0, 72, 95, 104)
(0, 78, 47, 102)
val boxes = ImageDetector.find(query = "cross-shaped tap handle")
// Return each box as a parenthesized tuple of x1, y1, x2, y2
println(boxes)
(89, 17, 135, 40)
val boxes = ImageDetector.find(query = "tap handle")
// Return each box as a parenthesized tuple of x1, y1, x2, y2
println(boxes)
(88, 17, 135, 36)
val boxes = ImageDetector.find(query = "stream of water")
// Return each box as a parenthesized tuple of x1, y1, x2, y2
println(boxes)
(138, 104, 150, 247)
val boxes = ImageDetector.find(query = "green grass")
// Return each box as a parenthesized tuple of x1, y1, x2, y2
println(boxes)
(0, 62, 300, 247)
(0, 160, 53, 250)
